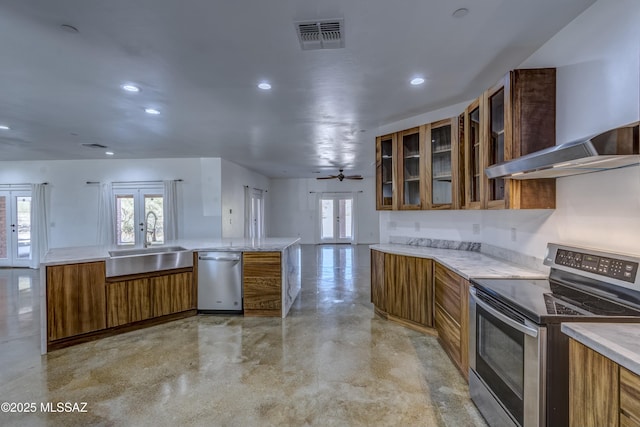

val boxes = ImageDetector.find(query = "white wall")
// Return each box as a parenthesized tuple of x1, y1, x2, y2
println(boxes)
(220, 159, 270, 238)
(0, 158, 226, 248)
(380, 0, 640, 257)
(269, 177, 379, 244)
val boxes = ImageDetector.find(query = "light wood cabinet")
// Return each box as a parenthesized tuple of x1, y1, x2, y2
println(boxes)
(568, 338, 640, 427)
(151, 271, 194, 317)
(243, 252, 282, 317)
(425, 118, 464, 209)
(376, 133, 396, 210)
(370, 250, 433, 329)
(370, 249, 386, 312)
(47, 262, 106, 341)
(384, 253, 433, 326)
(620, 367, 640, 427)
(106, 272, 192, 328)
(464, 68, 556, 210)
(398, 127, 425, 209)
(434, 262, 470, 380)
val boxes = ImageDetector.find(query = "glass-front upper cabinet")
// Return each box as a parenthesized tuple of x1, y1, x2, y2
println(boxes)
(486, 83, 507, 208)
(397, 127, 424, 209)
(375, 133, 396, 210)
(426, 118, 461, 209)
(464, 99, 482, 209)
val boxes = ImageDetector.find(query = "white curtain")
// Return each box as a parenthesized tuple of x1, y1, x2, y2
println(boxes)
(163, 180, 179, 242)
(97, 182, 115, 246)
(244, 186, 251, 238)
(29, 184, 49, 269)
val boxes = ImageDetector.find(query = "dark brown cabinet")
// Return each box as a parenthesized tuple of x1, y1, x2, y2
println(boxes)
(376, 133, 397, 210)
(47, 262, 107, 341)
(370, 249, 386, 312)
(426, 118, 463, 209)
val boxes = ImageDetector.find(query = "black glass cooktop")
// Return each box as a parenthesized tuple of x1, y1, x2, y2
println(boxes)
(471, 277, 640, 324)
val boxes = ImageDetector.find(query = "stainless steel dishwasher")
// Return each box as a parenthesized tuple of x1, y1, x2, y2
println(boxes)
(197, 251, 243, 313)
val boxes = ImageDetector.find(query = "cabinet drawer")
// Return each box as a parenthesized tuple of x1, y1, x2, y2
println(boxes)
(435, 264, 462, 323)
(435, 304, 461, 365)
(621, 367, 640, 425)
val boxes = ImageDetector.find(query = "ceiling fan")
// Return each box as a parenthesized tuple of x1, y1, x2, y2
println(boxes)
(316, 169, 363, 181)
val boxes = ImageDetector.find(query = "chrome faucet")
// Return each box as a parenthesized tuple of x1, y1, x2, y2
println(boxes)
(144, 211, 158, 248)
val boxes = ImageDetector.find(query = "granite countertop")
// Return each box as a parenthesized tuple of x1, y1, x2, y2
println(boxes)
(42, 237, 301, 266)
(370, 243, 546, 280)
(561, 323, 640, 376)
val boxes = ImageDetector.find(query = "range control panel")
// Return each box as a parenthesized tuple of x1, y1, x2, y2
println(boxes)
(555, 249, 639, 283)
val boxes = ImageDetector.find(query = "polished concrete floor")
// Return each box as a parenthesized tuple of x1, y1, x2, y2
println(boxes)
(0, 245, 486, 426)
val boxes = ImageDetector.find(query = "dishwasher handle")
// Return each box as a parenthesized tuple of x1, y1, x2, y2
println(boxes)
(198, 256, 241, 262)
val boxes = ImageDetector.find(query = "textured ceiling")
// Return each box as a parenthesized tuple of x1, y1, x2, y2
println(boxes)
(0, 0, 596, 178)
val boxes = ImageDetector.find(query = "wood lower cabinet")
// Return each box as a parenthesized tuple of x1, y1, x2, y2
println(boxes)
(370, 249, 385, 312)
(569, 338, 640, 427)
(434, 262, 470, 380)
(370, 250, 433, 330)
(243, 252, 282, 317)
(385, 253, 433, 327)
(47, 262, 107, 341)
(152, 271, 193, 317)
(106, 271, 193, 327)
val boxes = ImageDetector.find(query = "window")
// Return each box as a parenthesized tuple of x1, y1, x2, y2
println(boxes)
(113, 186, 164, 246)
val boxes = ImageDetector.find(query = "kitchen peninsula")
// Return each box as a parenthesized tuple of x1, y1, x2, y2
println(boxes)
(40, 238, 301, 354)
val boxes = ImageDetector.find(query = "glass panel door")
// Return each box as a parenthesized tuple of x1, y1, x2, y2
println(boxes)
(488, 88, 505, 202)
(319, 196, 354, 244)
(469, 107, 481, 204)
(380, 136, 394, 208)
(431, 124, 452, 206)
(401, 130, 421, 207)
(114, 188, 164, 247)
(0, 191, 32, 267)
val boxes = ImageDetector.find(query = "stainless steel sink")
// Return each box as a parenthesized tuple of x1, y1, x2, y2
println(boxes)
(106, 246, 193, 277)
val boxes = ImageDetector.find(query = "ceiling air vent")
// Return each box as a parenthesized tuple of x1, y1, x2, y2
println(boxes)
(295, 19, 344, 50)
(81, 143, 108, 149)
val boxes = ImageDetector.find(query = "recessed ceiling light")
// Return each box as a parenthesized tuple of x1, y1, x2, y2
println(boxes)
(410, 77, 425, 86)
(122, 84, 140, 92)
(105, 151, 115, 156)
(452, 8, 469, 18)
(145, 108, 160, 115)
(0, 125, 9, 130)
(258, 82, 272, 90)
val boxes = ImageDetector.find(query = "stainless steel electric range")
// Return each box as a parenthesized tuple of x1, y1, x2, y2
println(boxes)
(469, 243, 640, 427)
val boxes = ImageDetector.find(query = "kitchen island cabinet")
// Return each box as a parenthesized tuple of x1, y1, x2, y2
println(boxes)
(47, 261, 106, 341)
(41, 238, 301, 353)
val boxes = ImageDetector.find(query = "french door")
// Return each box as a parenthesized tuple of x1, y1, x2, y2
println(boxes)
(319, 195, 354, 244)
(113, 188, 164, 247)
(0, 191, 32, 267)
(247, 189, 265, 239)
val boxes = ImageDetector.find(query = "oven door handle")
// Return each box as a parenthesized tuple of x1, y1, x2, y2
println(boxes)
(469, 287, 539, 338)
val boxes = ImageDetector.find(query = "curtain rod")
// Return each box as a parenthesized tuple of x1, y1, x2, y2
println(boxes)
(244, 185, 267, 192)
(309, 190, 363, 194)
(86, 179, 183, 185)
(0, 182, 48, 187)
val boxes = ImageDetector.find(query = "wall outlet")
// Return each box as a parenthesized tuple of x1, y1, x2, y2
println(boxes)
(511, 227, 517, 242)
(472, 224, 480, 235)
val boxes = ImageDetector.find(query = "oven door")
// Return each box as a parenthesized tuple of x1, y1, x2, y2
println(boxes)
(469, 287, 546, 427)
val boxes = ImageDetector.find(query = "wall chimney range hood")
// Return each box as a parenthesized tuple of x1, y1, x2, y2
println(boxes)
(485, 122, 639, 179)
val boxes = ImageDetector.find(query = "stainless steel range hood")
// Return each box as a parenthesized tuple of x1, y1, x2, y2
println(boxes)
(485, 122, 639, 179)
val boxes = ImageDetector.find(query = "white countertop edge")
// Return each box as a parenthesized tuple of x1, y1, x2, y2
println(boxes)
(41, 238, 301, 266)
(369, 243, 545, 280)
(561, 323, 640, 376)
